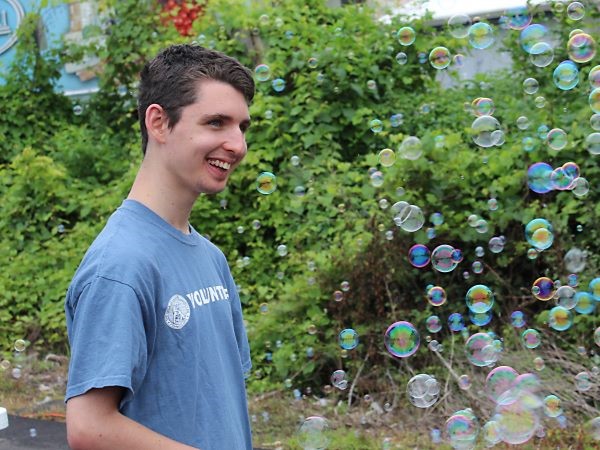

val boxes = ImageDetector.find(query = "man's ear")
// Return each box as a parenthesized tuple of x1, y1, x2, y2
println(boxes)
(145, 104, 169, 144)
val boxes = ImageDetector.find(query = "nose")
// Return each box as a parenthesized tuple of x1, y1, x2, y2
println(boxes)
(223, 128, 247, 157)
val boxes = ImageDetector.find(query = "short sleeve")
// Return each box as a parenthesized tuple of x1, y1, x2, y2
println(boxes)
(65, 276, 148, 403)
(222, 267, 251, 374)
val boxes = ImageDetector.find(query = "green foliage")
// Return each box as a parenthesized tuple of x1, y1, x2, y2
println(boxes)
(0, 1, 599, 422)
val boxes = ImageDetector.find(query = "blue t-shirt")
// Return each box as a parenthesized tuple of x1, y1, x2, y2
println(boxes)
(65, 199, 253, 450)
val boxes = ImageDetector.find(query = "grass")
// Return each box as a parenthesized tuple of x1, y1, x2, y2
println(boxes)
(1, 351, 598, 448)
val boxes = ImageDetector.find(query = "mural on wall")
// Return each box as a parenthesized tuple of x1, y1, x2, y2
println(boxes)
(61, 1, 105, 83)
(0, 0, 25, 57)
(0, 0, 104, 95)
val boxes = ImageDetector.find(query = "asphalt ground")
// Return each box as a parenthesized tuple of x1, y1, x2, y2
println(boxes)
(0, 415, 267, 449)
(0, 415, 68, 450)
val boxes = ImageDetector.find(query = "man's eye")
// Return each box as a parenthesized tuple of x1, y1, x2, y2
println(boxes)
(208, 119, 223, 127)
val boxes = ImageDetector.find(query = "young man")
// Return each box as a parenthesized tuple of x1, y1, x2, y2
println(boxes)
(65, 44, 255, 450)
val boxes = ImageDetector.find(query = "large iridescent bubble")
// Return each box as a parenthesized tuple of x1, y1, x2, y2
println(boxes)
(567, 32, 596, 64)
(548, 306, 573, 331)
(553, 60, 579, 91)
(527, 162, 553, 194)
(486, 366, 519, 403)
(465, 284, 494, 314)
(408, 244, 430, 268)
(465, 332, 497, 367)
(384, 321, 419, 358)
(520, 24, 548, 53)
(468, 22, 494, 49)
(431, 244, 459, 273)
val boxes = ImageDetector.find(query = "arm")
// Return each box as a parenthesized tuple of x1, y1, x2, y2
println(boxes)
(66, 387, 199, 450)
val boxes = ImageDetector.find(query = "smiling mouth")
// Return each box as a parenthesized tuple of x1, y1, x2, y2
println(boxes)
(207, 159, 232, 171)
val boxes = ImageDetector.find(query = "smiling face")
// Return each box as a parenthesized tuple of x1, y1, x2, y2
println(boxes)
(151, 79, 251, 196)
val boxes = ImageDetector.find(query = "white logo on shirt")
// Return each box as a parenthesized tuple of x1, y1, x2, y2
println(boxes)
(164, 294, 190, 329)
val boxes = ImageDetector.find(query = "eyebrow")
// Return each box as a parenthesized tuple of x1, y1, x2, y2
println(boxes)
(202, 113, 251, 129)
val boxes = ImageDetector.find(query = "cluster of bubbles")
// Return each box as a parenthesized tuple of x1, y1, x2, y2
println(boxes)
(527, 161, 589, 196)
(406, 373, 440, 408)
(245, 5, 600, 449)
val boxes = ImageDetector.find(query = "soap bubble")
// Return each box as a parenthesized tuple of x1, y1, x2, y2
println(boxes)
(272, 78, 286, 92)
(563, 247, 587, 273)
(534, 95, 546, 108)
(575, 371, 592, 391)
(525, 218, 553, 250)
(384, 321, 420, 358)
(567, 2, 585, 20)
(427, 286, 447, 307)
(395, 52, 408, 65)
(586, 132, 600, 155)
(472, 260, 484, 274)
(472, 97, 495, 116)
(448, 313, 465, 332)
(567, 32, 596, 64)
(516, 116, 530, 130)
(531, 277, 555, 301)
(429, 47, 451, 69)
(523, 77, 539, 94)
(255, 64, 271, 81)
(547, 128, 568, 150)
(426, 315, 442, 333)
(574, 292, 595, 314)
(548, 306, 573, 331)
(591, 88, 600, 113)
(370, 119, 383, 133)
(394, 204, 425, 232)
(496, 400, 540, 445)
(431, 244, 459, 273)
(338, 328, 359, 350)
(458, 374, 472, 390)
(398, 26, 416, 46)
(486, 366, 518, 403)
(588, 278, 600, 302)
(553, 61, 579, 91)
(408, 244, 431, 268)
(378, 148, 396, 166)
(298, 416, 330, 450)
(468, 22, 494, 49)
(590, 66, 600, 88)
(465, 332, 497, 367)
(506, 6, 532, 30)
(370, 170, 384, 187)
(520, 24, 548, 53)
(465, 285, 494, 314)
(448, 14, 472, 38)
(446, 409, 479, 448)
(571, 177, 589, 197)
(527, 162, 553, 194)
(73, 104, 83, 115)
(14, 339, 27, 352)
(471, 115, 502, 147)
(390, 113, 404, 127)
(556, 285, 577, 310)
(407, 374, 440, 408)
(529, 42, 554, 67)
(256, 172, 277, 194)
(398, 136, 423, 160)
(331, 370, 348, 390)
(584, 417, 600, 440)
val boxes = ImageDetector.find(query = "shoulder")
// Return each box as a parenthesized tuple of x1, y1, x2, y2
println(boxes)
(68, 209, 162, 300)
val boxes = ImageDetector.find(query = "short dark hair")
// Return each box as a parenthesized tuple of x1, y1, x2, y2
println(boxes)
(137, 44, 255, 154)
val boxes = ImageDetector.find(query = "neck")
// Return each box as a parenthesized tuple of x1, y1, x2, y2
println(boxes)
(127, 158, 196, 235)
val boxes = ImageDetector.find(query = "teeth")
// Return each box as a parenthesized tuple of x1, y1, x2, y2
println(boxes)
(208, 159, 231, 170)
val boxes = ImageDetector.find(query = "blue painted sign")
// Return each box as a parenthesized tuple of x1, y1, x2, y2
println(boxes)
(0, 0, 101, 95)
